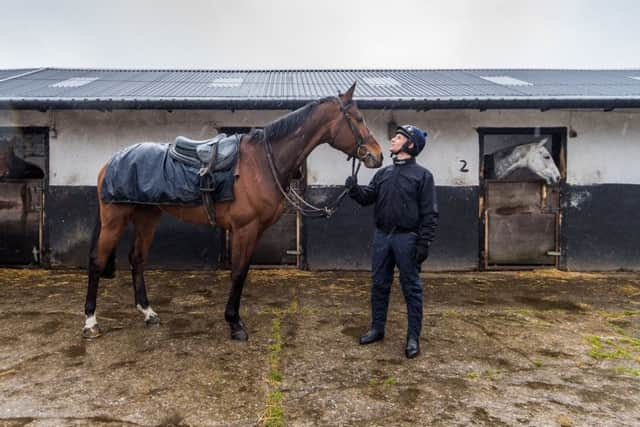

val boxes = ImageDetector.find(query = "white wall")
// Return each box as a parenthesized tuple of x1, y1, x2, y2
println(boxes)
(2, 109, 282, 186)
(567, 110, 640, 185)
(2, 107, 640, 187)
(308, 108, 640, 186)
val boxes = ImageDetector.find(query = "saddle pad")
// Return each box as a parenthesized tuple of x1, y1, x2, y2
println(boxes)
(101, 143, 237, 205)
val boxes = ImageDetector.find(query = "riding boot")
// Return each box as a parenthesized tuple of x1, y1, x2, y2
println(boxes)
(405, 336, 420, 359)
(359, 329, 385, 345)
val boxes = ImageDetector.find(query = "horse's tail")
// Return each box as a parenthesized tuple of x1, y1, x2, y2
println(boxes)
(90, 208, 117, 279)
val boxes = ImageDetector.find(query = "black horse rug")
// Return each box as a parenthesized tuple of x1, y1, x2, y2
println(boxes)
(101, 139, 239, 205)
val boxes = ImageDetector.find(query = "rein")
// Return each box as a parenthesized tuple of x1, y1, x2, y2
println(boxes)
(263, 98, 365, 218)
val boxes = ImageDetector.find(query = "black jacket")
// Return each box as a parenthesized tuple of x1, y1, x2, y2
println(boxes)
(349, 157, 438, 248)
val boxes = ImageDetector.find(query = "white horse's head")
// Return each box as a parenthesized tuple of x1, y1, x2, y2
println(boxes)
(525, 139, 561, 184)
(493, 139, 561, 184)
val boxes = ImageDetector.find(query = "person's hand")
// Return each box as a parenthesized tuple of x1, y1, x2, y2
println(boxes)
(345, 175, 357, 190)
(415, 244, 429, 264)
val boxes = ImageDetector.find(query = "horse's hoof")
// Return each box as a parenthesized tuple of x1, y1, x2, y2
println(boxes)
(82, 325, 102, 339)
(231, 329, 249, 341)
(230, 321, 248, 341)
(145, 314, 160, 326)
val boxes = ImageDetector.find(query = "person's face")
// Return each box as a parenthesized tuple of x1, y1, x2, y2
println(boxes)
(390, 133, 412, 154)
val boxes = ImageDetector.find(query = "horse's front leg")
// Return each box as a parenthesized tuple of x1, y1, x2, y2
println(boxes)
(225, 221, 262, 341)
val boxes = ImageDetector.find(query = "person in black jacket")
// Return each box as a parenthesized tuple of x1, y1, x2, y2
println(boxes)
(345, 124, 438, 358)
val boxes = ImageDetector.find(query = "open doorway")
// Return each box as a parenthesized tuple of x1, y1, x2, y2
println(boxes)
(0, 127, 48, 265)
(478, 128, 566, 269)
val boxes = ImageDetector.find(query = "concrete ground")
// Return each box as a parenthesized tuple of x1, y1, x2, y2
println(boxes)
(0, 268, 638, 426)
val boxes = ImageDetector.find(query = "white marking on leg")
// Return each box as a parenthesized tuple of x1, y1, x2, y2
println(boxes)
(84, 314, 98, 329)
(136, 304, 158, 321)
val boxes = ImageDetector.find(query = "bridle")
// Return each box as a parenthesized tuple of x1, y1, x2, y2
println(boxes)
(332, 99, 373, 163)
(263, 96, 371, 218)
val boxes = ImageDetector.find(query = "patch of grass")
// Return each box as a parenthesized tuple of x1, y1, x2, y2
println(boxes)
(264, 390, 284, 427)
(613, 366, 640, 377)
(262, 313, 286, 426)
(442, 310, 460, 318)
(608, 323, 627, 336)
(482, 368, 504, 379)
(623, 310, 640, 316)
(368, 376, 398, 387)
(619, 336, 640, 351)
(465, 369, 506, 380)
(533, 360, 544, 368)
(269, 369, 282, 382)
(269, 390, 283, 401)
(383, 377, 397, 386)
(586, 335, 634, 360)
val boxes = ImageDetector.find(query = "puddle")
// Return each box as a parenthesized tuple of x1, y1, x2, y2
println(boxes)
(341, 326, 363, 338)
(64, 344, 86, 358)
(399, 387, 421, 406)
(29, 319, 62, 335)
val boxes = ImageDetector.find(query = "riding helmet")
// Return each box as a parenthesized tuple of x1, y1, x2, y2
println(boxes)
(395, 124, 428, 156)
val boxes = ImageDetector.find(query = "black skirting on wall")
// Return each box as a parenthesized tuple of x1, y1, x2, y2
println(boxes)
(46, 186, 224, 269)
(563, 184, 640, 271)
(303, 186, 480, 271)
(43, 184, 640, 271)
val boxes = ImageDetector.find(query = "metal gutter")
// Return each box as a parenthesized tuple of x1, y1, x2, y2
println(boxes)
(2, 96, 640, 111)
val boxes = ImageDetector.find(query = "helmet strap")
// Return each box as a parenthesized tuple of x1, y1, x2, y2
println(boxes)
(399, 140, 415, 156)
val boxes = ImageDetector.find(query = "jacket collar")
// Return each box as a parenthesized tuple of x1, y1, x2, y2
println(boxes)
(393, 157, 416, 166)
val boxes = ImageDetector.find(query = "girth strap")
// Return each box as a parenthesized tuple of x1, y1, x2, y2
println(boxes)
(200, 173, 217, 227)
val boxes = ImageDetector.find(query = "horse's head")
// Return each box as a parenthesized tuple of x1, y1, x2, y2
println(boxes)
(525, 139, 561, 185)
(328, 83, 383, 169)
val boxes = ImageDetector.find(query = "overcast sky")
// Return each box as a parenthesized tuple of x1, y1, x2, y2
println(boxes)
(2, 0, 640, 70)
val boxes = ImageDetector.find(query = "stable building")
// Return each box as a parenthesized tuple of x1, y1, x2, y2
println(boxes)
(1, 68, 639, 271)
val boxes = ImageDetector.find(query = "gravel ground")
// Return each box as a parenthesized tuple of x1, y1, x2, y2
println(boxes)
(0, 268, 638, 426)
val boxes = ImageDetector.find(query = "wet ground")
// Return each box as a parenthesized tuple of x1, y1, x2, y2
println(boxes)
(0, 268, 639, 426)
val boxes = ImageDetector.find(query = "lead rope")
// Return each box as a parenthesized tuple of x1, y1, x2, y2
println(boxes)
(264, 136, 361, 218)
(287, 155, 361, 214)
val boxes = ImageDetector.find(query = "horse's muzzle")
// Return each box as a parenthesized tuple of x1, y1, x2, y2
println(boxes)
(363, 152, 383, 168)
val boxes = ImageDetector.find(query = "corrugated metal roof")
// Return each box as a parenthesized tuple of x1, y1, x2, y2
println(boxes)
(0, 68, 40, 82)
(1, 68, 640, 110)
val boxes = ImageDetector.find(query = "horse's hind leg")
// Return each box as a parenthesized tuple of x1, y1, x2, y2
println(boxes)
(83, 204, 133, 339)
(129, 206, 162, 326)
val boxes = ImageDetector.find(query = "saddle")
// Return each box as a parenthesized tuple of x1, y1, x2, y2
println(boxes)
(168, 133, 242, 226)
(170, 133, 240, 173)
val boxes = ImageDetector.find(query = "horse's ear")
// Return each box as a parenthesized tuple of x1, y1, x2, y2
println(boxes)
(537, 138, 548, 148)
(342, 82, 357, 103)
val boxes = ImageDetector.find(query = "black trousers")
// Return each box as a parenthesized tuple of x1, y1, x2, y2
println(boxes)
(370, 228, 423, 339)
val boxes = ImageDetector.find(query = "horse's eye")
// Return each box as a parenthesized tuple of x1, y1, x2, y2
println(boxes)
(544, 155, 551, 160)
(355, 116, 364, 123)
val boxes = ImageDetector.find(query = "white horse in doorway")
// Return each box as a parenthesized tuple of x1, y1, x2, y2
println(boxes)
(491, 139, 561, 184)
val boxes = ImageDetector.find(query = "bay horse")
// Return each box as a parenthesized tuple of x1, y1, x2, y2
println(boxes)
(83, 83, 383, 340)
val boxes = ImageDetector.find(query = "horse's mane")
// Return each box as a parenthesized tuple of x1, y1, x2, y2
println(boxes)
(249, 96, 335, 143)
(492, 142, 530, 161)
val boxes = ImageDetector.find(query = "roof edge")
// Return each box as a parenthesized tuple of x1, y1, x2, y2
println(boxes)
(3, 97, 640, 111)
